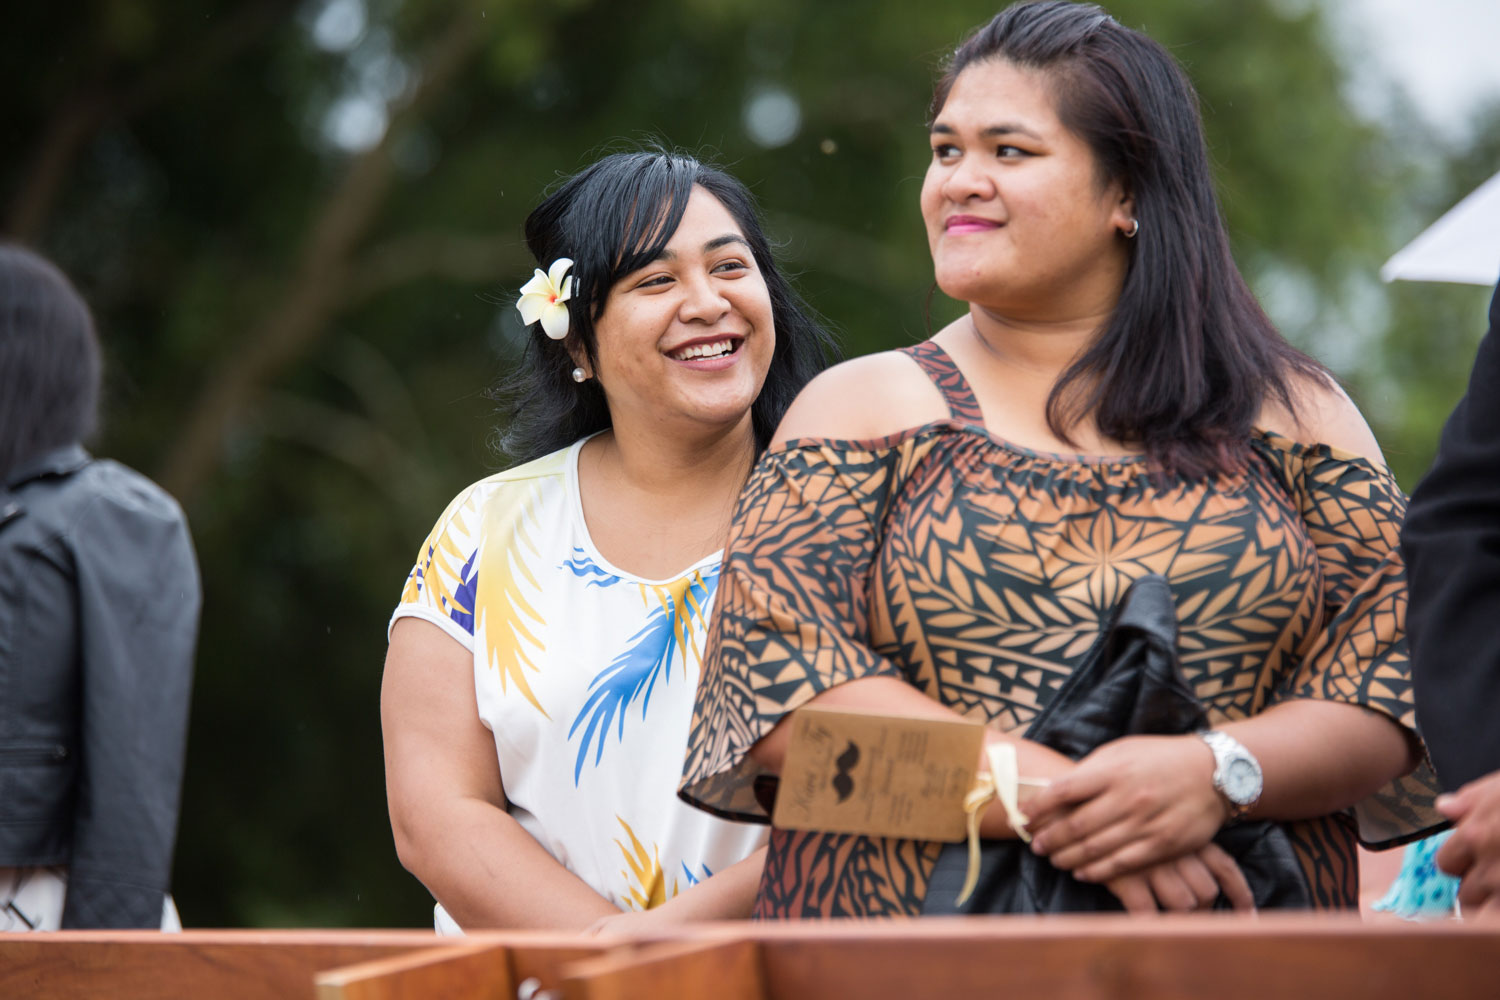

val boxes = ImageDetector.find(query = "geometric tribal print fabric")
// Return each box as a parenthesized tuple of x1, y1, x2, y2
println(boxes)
(680, 342, 1440, 918)
(393, 435, 766, 926)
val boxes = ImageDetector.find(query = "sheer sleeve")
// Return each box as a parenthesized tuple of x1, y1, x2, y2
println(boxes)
(1272, 444, 1444, 847)
(680, 436, 931, 821)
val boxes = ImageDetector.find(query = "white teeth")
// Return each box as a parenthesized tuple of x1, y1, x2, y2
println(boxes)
(672, 339, 735, 361)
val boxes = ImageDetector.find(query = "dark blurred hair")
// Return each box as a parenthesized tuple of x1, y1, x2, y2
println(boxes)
(0, 243, 101, 482)
(933, 1, 1329, 478)
(491, 149, 838, 465)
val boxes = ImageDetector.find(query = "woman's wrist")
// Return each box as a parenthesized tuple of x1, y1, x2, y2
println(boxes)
(977, 732, 1074, 836)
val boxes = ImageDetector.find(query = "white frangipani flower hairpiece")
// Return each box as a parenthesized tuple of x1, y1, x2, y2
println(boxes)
(516, 257, 576, 340)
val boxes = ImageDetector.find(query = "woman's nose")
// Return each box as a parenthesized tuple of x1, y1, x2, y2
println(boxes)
(678, 273, 731, 323)
(943, 156, 995, 203)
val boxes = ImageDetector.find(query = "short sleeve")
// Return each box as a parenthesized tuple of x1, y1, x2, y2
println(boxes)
(679, 437, 929, 821)
(389, 483, 484, 652)
(1273, 446, 1444, 847)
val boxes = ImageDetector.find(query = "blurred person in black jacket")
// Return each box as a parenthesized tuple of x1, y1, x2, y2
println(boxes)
(1403, 278, 1500, 918)
(0, 243, 200, 929)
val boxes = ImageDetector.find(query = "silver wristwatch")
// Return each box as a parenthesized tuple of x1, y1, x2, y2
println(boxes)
(1198, 729, 1263, 821)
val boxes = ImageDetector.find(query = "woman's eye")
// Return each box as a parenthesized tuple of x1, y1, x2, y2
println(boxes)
(636, 274, 673, 289)
(996, 144, 1029, 158)
(713, 259, 748, 275)
(932, 143, 960, 160)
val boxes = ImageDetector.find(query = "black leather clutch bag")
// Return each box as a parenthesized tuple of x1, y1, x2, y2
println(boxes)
(921, 574, 1312, 914)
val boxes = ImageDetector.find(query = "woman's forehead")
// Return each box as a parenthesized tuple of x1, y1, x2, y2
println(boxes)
(935, 59, 1062, 131)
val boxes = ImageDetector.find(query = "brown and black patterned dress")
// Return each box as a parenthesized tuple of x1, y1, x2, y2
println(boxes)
(680, 341, 1442, 917)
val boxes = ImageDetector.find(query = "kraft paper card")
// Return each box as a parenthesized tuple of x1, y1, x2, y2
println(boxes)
(771, 706, 985, 842)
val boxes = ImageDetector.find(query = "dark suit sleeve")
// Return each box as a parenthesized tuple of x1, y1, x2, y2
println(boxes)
(1402, 281, 1500, 791)
(60, 468, 200, 929)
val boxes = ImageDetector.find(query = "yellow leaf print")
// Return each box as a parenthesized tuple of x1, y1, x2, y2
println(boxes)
(614, 816, 678, 910)
(475, 454, 567, 719)
(402, 488, 479, 613)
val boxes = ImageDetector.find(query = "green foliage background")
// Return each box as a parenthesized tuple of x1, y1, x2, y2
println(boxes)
(2, 0, 1493, 927)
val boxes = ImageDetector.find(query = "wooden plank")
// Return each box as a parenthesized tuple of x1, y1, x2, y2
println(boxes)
(315, 941, 509, 1000)
(508, 941, 615, 996)
(748, 915, 1500, 1000)
(311, 938, 611, 1000)
(7, 916, 1498, 1000)
(559, 938, 764, 1000)
(0, 930, 443, 1000)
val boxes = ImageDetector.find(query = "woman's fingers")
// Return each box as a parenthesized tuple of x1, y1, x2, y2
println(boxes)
(1198, 842, 1255, 911)
(1104, 873, 1160, 914)
(1145, 864, 1199, 911)
(1074, 827, 1193, 884)
(1039, 802, 1156, 870)
(1173, 852, 1220, 908)
(1024, 765, 1115, 824)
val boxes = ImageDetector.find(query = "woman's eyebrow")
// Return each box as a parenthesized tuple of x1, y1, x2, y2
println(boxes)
(650, 234, 750, 262)
(704, 234, 750, 252)
(930, 122, 1043, 140)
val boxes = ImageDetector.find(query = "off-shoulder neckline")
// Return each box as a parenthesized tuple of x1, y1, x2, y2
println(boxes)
(772, 420, 1391, 477)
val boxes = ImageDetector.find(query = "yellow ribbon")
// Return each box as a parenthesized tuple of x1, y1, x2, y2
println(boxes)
(957, 741, 1034, 906)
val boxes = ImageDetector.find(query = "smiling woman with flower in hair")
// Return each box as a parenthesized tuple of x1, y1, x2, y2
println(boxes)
(380, 149, 836, 932)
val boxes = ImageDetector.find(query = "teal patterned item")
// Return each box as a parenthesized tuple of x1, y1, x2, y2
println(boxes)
(1372, 831, 1460, 919)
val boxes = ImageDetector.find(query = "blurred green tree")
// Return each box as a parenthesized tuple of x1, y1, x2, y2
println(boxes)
(1, 0, 1486, 926)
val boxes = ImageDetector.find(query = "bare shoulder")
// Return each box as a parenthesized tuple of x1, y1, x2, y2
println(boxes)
(1257, 369, 1386, 467)
(770, 348, 950, 450)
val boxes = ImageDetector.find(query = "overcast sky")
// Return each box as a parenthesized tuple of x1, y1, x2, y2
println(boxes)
(1331, 0, 1500, 137)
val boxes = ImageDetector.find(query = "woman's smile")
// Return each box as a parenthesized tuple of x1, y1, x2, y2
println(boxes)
(945, 214, 1003, 234)
(666, 333, 747, 368)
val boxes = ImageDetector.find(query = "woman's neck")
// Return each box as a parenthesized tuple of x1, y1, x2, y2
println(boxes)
(575, 416, 757, 580)
(966, 303, 1109, 380)
(593, 416, 756, 502)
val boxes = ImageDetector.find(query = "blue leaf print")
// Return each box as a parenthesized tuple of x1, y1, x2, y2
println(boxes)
(680, 861, 714, 888)
(566, 569, 717, 784)
(560, 548, 625, 588)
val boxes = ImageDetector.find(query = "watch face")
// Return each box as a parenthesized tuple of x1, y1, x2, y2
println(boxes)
(1223, 757, 1261, 805)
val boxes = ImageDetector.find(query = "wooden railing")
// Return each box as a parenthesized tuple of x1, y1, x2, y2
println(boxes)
(4, 915, 1497, 999)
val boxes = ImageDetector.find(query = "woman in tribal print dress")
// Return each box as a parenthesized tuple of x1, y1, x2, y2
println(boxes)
(382, 151, 835, 931)
(680, 2, 1441, 918)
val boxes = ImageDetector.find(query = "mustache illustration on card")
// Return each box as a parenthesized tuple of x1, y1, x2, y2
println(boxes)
(832, 741, 861, 803)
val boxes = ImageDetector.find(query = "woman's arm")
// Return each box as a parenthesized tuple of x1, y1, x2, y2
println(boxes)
(1025, 699, 1414, 882)
(751, 676, 1258, 910)
(382, 617, 620, 930)
(750, 675, 1076, 838)
(589, 846, 769, 934)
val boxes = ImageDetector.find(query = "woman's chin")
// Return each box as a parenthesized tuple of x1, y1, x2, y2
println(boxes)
(669, 397, 759, 438)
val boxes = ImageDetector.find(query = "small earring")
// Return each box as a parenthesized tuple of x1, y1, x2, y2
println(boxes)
(571, 367, 588, 383)
(1123, 218, 1140, 239)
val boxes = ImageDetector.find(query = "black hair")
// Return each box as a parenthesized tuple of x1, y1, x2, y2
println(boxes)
(0, 243, 101, 482)
(492, 149, 838, 465)
(934, 1, 1330, 479)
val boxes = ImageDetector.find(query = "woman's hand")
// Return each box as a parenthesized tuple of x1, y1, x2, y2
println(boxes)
(1104, 842, 1255, 914)
(585, 907, 680, 937)
(584, 884, 720, 936)
(1024, 734, 1227, 883)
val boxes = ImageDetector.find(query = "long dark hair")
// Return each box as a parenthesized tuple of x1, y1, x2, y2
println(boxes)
(0, 243, 101, 482)
(492, 150, 837, 465)
(934, 1, 1329, 478)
